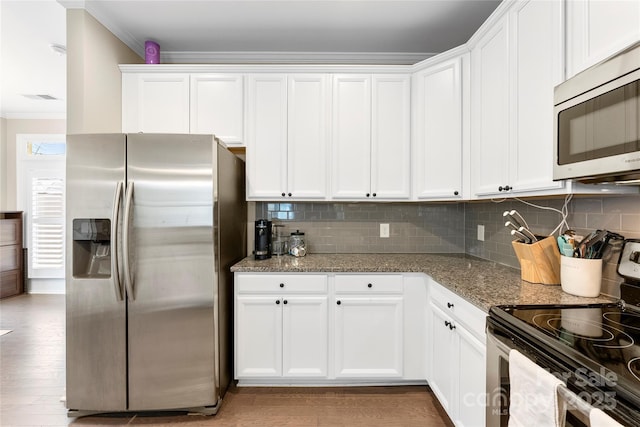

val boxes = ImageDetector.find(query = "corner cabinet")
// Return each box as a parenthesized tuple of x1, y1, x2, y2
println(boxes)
(428, 279, 486, 427)
(412, 51, 468, 200)
(331, 74, 411, 201)
(245, 74, 329, 200)
(470, 0, 565, 198)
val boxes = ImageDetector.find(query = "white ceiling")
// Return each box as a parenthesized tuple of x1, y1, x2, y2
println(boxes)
(0, 0, 501, 119)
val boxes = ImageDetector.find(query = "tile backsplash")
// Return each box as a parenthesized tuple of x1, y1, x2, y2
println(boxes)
(255, 202, 465, 254)
(255, 195, 640, 298)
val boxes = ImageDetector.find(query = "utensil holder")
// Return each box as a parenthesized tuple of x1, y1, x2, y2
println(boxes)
(512, 235, 561, 285)
(560, 256, 602, 297)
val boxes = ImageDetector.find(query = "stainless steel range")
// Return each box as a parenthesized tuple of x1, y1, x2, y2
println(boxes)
(487, 240, 640, 426)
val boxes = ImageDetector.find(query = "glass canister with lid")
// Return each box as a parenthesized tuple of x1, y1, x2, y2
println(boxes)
(288, 230, 306, 257)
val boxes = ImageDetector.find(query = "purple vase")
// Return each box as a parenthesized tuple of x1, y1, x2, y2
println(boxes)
(145, 40, 160, 64)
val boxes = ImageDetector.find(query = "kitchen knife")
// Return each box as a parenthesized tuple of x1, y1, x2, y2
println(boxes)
(505, 221, 520, 232)
(518, 226, 538, 243)
(511, 229, 531, 244)
(510, 210, 530, 230)
(503, 211, 523, 229)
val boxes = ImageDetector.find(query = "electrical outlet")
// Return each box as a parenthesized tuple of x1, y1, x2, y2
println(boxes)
(380, 223, 390, 238)
(477, 225, 485, 241)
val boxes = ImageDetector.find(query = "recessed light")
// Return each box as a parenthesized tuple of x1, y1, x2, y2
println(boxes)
(49, 44, 66, 56)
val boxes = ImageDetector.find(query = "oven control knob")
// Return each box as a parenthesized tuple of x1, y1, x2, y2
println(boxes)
(630, 251, 640, 264)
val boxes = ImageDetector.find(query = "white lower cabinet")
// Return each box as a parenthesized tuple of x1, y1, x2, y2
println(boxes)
(334, 296, 403, 378)
(234, 272, 427, 384)
(428, 279, 486, 427)
(235, 274, 328, 379)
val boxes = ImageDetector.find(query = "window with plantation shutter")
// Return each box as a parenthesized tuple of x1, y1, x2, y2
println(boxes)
(16, 134, 66, 285)
(31, 176, 65, 276)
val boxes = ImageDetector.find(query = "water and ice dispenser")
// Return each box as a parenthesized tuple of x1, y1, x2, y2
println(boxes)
(72, 219, 111, 278)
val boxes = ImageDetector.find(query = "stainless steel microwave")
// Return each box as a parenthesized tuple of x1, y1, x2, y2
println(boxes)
(553, 41, 640, 183)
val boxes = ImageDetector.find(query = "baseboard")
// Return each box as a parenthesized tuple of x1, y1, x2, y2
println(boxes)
(27, 278, 65, 294)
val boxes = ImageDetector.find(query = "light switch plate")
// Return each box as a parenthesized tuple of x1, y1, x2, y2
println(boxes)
(380, 223, 390, 238)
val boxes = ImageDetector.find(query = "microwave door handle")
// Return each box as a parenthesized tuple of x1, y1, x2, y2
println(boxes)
(111, 181, 124, 301)
(122, 181, 135, 301)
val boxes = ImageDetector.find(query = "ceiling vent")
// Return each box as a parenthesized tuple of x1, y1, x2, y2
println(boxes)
(22, 94, 59, 100)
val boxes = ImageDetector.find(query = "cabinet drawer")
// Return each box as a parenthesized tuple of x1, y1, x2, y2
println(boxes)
(0, 269, 23, 299)
(430, 280, 486, 340)
(335, 274, 403, 294)
(236, 274, 327, 294)
(0, 245, 21, 272)
(0, 219, 21, 246)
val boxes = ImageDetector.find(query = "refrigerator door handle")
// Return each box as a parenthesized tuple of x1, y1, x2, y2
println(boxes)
(122, 180, 135, 301)
(111, 181, 124, 301)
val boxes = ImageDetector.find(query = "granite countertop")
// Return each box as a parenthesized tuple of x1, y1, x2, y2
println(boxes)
(231, 253, 616, 312)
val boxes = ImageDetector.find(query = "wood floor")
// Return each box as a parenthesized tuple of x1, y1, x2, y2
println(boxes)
(0, 294, 454, 427)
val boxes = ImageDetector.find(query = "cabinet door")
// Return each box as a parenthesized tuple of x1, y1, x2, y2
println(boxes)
(371, 75, 411, 199)
(246, 75, 288, 199)
(332, 75, 372, 199)
(455, 325, 487, 427)
(282, 296, 328, 377)
(235, 296, 283, 378)
(123, 73, 190, 133)
(190, 74, 244, 145)
(287, 75, 329, 199)
(413, 58, 463, 199)
(509, 0, 564, 194)
(472, 17, 511, 197)
(334, 296, 403, 378)
(428, 303, 455, 416)
(566, 0, 640, 78)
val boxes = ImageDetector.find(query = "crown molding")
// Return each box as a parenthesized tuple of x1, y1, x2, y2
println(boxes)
(119, 63, 416, 74)
(160, 51, 434, 66)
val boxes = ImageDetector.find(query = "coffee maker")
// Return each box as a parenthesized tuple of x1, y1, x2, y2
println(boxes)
(254, 219, 272, 260)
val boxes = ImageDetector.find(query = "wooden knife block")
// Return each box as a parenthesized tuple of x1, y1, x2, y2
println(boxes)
(512, 236, 561, 285)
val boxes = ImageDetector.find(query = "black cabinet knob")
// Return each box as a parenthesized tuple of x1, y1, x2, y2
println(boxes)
(366, 193, 370, 197)
(504, 185, 511, 191)
(276, 300, 280, 304)
(498, 186, 503, 192)
(288, 193, 292, 197)
(283, 300, 288, 304)
(367, 283, 373, 288)
(454, 191, 459, 196)
(447, 302, 454, 308)
(280, 283, 284, 288)
(449, 323, 456, 330)
(337, 300, 341, 305)
(281, 192, 286, 197)
(372, 193, 376, 197)
(444, 320, 450, 327)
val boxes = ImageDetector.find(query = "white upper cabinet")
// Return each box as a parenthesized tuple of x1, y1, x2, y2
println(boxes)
(287, 75, 330, 199)
(332, 75, 372, 199)
(412, 53, 467, 200)
(566, 0, 640, 78)
(471, 0, 565, 198)
(246, 75, 288, 199)
(190, 74, 244, 144)
(246, 74, 329, 200)
(371, 75, 411, 199)
(332, 74, 411, 200)
(122, 73, 190, 133)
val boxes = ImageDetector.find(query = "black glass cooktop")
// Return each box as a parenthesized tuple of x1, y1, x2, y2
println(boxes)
(498, 303, 640, 402)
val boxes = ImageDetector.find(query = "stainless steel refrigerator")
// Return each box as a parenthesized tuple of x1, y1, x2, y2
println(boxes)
(65, 133, 246, 416)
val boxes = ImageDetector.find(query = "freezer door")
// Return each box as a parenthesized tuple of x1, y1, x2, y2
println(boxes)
(125, 134, 218, 410)
(65, 134, 127, 411)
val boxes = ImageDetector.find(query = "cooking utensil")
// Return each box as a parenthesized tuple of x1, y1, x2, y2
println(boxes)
(518, 226, 538, 243)
(511, 229, 531, 244)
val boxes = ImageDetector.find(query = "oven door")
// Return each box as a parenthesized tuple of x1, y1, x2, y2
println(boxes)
(486, 318, 590, 427)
